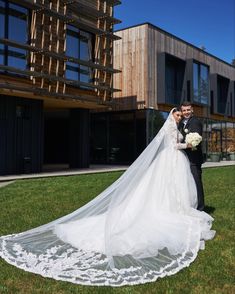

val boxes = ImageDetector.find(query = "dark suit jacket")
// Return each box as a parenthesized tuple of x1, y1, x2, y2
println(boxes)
(178, 116, 204, 165)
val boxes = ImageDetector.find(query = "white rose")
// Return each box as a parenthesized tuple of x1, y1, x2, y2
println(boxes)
(185, 132, 202, 150)
(184, 128, 189, 133)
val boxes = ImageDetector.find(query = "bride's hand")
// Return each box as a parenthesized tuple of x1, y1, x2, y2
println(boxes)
(187, 143, 193, 148)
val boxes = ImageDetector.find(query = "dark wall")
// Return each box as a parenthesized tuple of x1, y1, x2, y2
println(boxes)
(157, 52, 187, 105)
(43, 109, 90, 168)
(69, 108, 90, 168)
(44, 117, 69, 164)
(0, 95, 43, 175)
(90, 110, 147, 164)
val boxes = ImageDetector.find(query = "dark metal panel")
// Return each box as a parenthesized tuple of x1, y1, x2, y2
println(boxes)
(0, 95, 43, 175)
(210, 74, 217, 114)
(157, 52, 165, 103)
(185, 59, 193, 103)
(30, 99, 43, 173)
(0, 96, 7, 175)
(69, 108, 90, 168)
(5, 96, 17, 175)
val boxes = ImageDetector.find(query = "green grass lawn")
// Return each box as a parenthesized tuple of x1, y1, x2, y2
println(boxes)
(0, 166, 234, 294)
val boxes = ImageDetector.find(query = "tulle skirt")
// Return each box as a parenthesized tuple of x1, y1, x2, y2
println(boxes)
(0, 148, 215, 286)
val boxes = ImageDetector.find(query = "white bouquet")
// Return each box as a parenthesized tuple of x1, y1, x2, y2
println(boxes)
(185, 132, 202, 150)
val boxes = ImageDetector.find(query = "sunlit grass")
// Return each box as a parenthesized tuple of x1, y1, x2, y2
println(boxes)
(0, 166, 234, 294)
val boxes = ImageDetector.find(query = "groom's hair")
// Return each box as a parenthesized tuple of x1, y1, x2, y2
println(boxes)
(180, 101, 192, 107)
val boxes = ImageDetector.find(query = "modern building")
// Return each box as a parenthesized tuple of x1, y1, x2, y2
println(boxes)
(0, 0, 121, 175)
(90, 23, 235, 164)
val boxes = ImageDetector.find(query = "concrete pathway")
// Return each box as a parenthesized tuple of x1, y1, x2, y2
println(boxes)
(0, 162, 234, 183)
(202, 160, 235, 168)
(0, 181, 15, 188)
(0, 165, 129, 183)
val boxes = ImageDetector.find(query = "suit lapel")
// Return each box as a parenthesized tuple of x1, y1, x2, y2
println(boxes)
(184, 116, 193, 130)
(178, 121, 184, 133)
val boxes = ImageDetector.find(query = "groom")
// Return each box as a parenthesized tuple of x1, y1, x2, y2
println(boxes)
(179, 101, 205, 211)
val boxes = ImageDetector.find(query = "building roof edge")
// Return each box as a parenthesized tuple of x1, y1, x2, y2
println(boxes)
(115, 22, 234, 69)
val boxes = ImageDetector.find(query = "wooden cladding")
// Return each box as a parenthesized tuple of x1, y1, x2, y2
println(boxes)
(113, 25, 148, 110)
(113, 23, 235, 119)
(0, 0, 122, 107)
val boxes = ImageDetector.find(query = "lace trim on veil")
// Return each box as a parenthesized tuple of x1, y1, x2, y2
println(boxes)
(0, 108, 215, 286)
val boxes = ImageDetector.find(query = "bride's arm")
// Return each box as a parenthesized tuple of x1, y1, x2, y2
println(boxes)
(164, 121, 189, 150)
(175, 131, 191, 149)
(176, 142, 187, 149)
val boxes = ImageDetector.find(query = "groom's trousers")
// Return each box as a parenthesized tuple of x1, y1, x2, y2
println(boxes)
(190, 164, 205, 211)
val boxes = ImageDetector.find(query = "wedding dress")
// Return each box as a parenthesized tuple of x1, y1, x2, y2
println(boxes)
(0, 108, 215, 287)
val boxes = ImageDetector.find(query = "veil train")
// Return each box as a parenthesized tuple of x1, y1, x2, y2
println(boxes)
(0, 109, 215, 286)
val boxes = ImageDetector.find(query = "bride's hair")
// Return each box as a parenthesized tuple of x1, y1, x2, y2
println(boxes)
(172, 107, 181, 113)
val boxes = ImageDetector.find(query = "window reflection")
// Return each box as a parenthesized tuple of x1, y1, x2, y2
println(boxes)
(0, 1, 28, 70)
(66, 26, 79, 58)
(217, 75, 229, 114)
(226, 122, 235, 153)
(80, 31, 92, 60)
(8, 46, 26, 69)
(90, 111, 147, 164)
(147, 109, 167, 143)
(66, 25, 94, 87)
(0, 0, 5, 65)
(0, 2, 4, 36)
(193, 62, 209, 104)
(206, 120, 222, 162)
(8, 3, 28, 43)
(0, 47, 3, 65)
(200, 65, 209, 104)
(66, 62, 79, 81)
(80, 65, 90, 84)
(109, 112, 135, 163)
(165, 54, 185, 105)
(234, 82, 235, 115)
(90, 111, 235, 164)
(193, 63, 199, 101)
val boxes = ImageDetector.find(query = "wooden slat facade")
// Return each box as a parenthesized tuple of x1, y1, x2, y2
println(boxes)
(113, 23, 235, 122)
(0, 0, 121, 175)
(0, 0, 121, 109)
(113, 25, 148, 110)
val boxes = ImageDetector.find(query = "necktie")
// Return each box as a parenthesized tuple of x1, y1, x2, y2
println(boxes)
(183, 119, 188, 129)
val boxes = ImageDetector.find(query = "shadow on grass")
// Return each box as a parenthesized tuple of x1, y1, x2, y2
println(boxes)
(204, 205, 215, 214)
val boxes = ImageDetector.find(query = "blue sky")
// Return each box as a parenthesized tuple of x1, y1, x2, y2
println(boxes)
(114, 0, 235, 64)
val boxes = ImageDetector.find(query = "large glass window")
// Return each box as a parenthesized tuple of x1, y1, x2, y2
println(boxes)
(109, 112, 135, 163)
(66, 61, 79, 81)
(207, 120, 222, 158)
(90, 110, 148, 164)
(8, 3, 28, 43)
(234, 82, 235, 115)
(221, 122, 227, 159)
(217, 75, 229, 114)
(165, 54, 185, 105)
(0, 0, 5, 65)
(226, 122, 235, 155)
(135, 110, 146, 157)
(193, 62, 209, 104)
(0, 0, 28, 70)
(66, 25, 94, 86)
(147, 109, 167, 143)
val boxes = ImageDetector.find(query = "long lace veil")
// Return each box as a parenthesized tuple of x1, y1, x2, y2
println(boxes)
(0, 109, 209, 286)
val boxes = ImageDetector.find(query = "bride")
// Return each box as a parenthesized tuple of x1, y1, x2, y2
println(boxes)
(0, 108, 215, 287)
